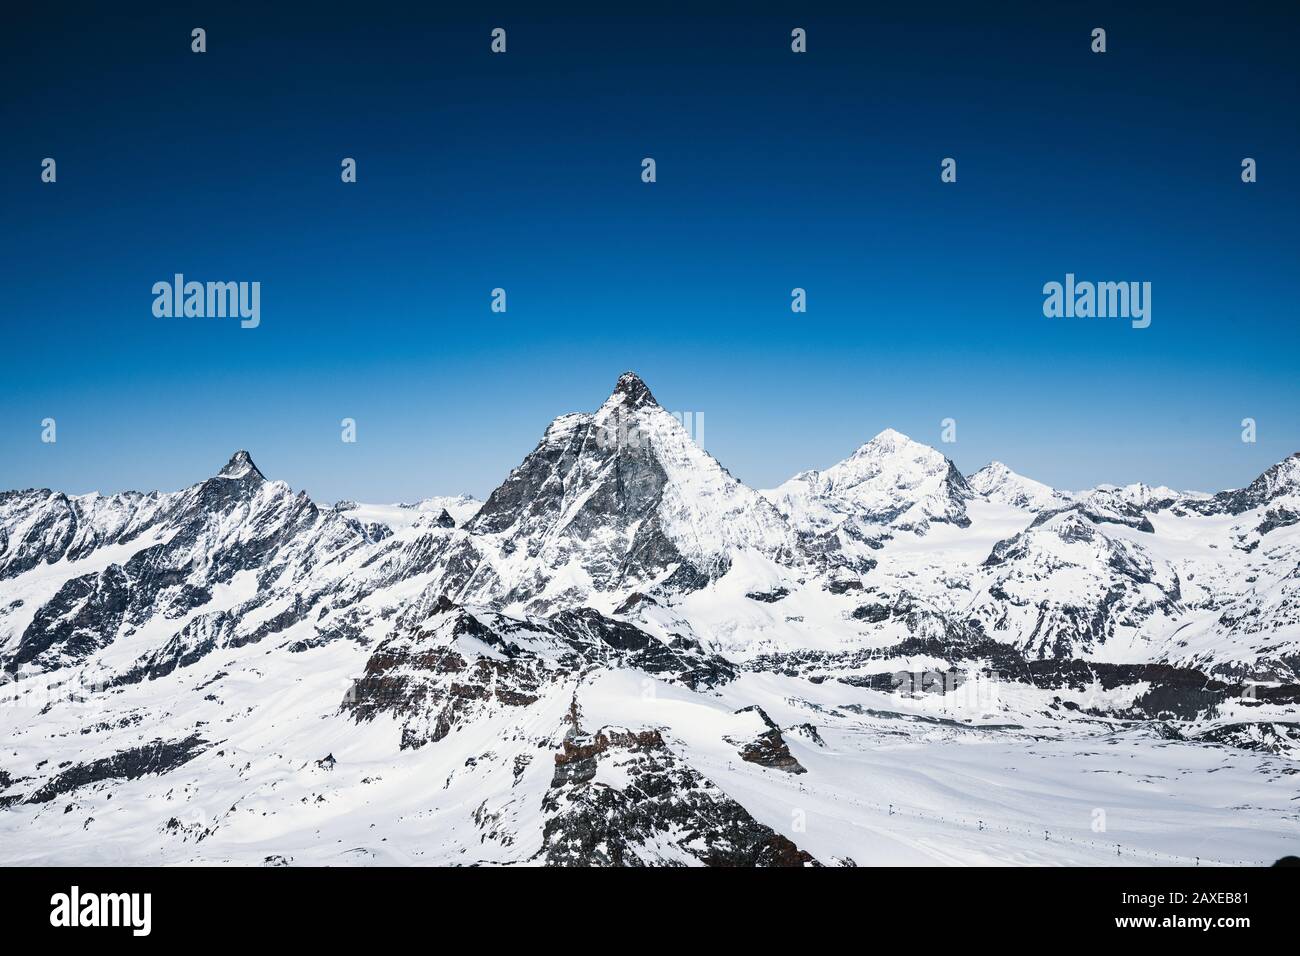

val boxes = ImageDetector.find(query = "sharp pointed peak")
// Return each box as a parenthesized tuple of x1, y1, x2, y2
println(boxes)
(608, 371, 659, 408)
(218, 450, 264, 481)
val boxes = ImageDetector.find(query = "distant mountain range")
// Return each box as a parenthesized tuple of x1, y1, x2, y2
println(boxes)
(2, 372, 1297, 866)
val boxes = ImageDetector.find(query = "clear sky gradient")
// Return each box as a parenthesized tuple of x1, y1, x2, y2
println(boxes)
(2, 2, 1297, 502)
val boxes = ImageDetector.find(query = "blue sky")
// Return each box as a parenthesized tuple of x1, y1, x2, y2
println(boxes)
(2, 2, 1297, 502)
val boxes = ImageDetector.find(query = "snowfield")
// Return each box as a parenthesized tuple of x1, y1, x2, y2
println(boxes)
(1, 373, 1298, 866)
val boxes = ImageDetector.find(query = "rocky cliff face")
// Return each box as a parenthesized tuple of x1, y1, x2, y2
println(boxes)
(539, 724, 817, 866)
(1195, 452, 1300, 516)
(458, 372, 801, 612)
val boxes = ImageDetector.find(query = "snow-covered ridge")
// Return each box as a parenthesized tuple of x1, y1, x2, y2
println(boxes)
(968, 461, 1071, 512)
(2, 372, 1299, 867)
(333, 495, 482, 532)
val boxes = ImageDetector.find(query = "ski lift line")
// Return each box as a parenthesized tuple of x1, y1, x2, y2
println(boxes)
(684, 750, 1266, 867)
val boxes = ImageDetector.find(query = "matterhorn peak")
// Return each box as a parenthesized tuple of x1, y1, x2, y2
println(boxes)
(218, 450, 264, 481)
(607, 371, 659, 410)
(467, 369, 798, 605)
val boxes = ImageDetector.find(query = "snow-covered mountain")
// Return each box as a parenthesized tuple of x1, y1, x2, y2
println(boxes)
(458, 372, 801, 613)
(968, 508, 1184, 659)
(0, 451, 376, 674)
(968, 461, 1071, 512)
(1193, 452, 1300, 516)
(333, 495, 482, 536)
(1, 373, 1298, 867)
(762, 428, 974, 576)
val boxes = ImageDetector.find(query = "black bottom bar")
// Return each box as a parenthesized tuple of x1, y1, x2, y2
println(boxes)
(0, 864, 1292, 942)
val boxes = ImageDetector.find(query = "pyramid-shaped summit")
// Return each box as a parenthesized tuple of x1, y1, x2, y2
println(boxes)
(461, 371, 799, 610)
(218, 450, 264, 481)
(608, 371, 659, 409)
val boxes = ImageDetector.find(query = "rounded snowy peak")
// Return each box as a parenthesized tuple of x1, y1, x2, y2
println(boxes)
(969, 461, 1066, 511)
(861, 427, 923, 452)
(968, 461, 1019, 491)
(972, 460, 1014, 480)
(826, 429, 952, 487)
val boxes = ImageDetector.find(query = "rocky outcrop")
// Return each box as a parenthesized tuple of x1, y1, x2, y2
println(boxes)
(26, 735, 210, 803)
(342, 600, 735, 750)
(537, 724, 818, 867)
(728, 706, 806, 774)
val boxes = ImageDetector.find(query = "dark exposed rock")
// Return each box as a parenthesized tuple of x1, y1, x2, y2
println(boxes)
(343, 602, 736, 749)
(548, 606, 736, 689)
(0, 767, 15, 808)
(12, 565, 131, 668)
(655, 561, 713, 595)
(26, 735, 210, 803)
(788, 722, 824, 746)
(747, 635, 1281, 723)
(728, 706, 806, 774)
(839, 669, 967, 696)
(466, 396, 689, 593)
(1255, 507, 1300, 536)
(537, 724, 818, 867)
(613, 591, 656, 615)
(458, 372, 795, 611)
(342, 607, 555, 750)
(1030, 503, 1155, 534)
(0, 491, 79, 580)
(852, 602, 897, 623)
(1194, 721, 1300, 756)
(826, 578, 864, 595)
(1192, 453, 1300, 516)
